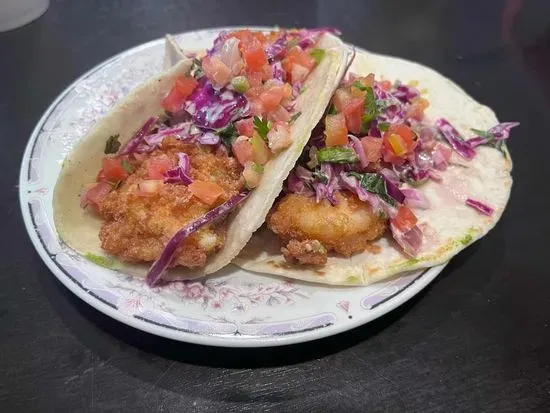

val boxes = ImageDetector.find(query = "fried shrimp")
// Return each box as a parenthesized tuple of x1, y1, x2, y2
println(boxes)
(97, 137, 243, 268)
(267, 191, 387, 262)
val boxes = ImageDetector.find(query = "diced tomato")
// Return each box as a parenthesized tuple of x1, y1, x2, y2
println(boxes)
(269, 105, 291, 122)
(241, 41, 268, 71)
(387, 124, 416, 150)
(228, 29, 254, 45)
(231, 136, 254, 166)
(333, 88, 352, 113)
(162, 87, 187, 113)
(382, 124, 417, 165)
(250, 133, 271, 164)
(188, 180, 225, 206)
(147, 156, 174, 180)
(202, 56, 231, 87)
(290, 64, 310, 84)
(392, 206, 418, 232)
(102, 157, 128, 182)
(249, 98, 265, 116)
(260, 64, 273, 81)
(81, 181, 112, 209)
(235, 118, 255, 137)
(267, 122, 291, 153)
(245, 71, 263, 88)
(175, 77, 198, 98)
(286, 46, 316, 71)
(324, 113, 348, 147)
(259, 85, 286, 112)
(406, 97, 429, 120)
(382, 146, 406, 166)
(355, 73, 375, 88)
(379, 80, 392, 91)
(360, 136, 383, 162)
(342, 97, 364, 134)
(245, 86, 263, 99)
(96, 169, 106, 182)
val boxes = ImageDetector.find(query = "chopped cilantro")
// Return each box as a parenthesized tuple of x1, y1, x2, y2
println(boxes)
(312, 170, 328, 184)
(378, 122, 390, 132)
(104, 134, 121, 154)
(191, 58, 204, 78)
(253, 116, 271, 141)
(121, 158, 133, 174)
(361, 86, 379, 126)
(470, 128, 493, 139)
(348, 171, 396, 206)
(218, 123, 238, 148)
(328, 104, 338, 115)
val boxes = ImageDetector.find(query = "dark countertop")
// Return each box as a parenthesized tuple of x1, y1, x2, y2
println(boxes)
(1, 0, 549, 411)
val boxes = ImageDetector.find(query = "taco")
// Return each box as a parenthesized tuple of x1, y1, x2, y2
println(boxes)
(234, 49, 519, 285)
(53, 28, 349, 286)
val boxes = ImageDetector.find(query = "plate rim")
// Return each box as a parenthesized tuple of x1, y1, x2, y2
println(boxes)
(19, 27, 447, 348)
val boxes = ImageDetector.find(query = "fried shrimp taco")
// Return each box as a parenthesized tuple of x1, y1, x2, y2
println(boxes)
(53, 28, 349, 286)
(234, 49, 519, 285)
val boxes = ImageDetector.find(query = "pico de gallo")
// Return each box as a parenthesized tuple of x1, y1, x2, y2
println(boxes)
(281, 72, 519, 259)
(79, 28, 339, 285)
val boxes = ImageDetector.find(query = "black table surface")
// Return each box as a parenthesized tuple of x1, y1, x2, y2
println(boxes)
(1, 0, 549, 411)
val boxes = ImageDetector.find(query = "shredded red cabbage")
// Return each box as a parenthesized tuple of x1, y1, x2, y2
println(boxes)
(146, 191, 250, 286)
(198, 132, 220, 145)
(339, 172, 381, 212)
(401, 188, 430, 209)
(164, 152, 192, 185)
(207, 31, 228, 56)
(266, 35, 288, 61)
(295, 27, 341, 49)
(185, 78, 248, 130)
(390, 223, 423, 257)
(465, 198, 494, 216)
(119, 117, 158, 155)
(271, 61, 286, 82)
(436, 118, 476, 160)
(392, 82, 420, 104)
(349, 135, 368, 169)
(143, 122, 197, 148)
(468, 122, 520, 148)
(382, 175, 405, 204)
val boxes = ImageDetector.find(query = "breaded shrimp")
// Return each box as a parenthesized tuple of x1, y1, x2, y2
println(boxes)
(268, 191, 387, 261)
(98, 137, 243, 268)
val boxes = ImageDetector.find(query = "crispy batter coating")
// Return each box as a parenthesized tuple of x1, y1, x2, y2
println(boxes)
(282, 239, 328, 265)
(268, 191, 387, 260)
(98, 137, 243, 268)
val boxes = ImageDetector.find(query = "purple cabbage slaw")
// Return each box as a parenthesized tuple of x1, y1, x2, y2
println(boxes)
(164, 152, 192, 185)
(285, 77, 519, 256)
(146, 191, 250, 286)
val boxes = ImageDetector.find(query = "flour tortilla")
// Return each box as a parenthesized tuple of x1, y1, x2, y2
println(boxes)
(163, 34, 186, 69)
(53, 33, 349, 279)
(234, 49, 513, 285)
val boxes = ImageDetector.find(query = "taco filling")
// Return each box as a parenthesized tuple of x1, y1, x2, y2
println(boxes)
(268, 72, 519, 265)
(77, 28, 340, 284)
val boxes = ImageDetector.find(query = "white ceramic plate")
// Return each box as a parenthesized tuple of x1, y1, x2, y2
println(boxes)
(19, 27, 447, 347)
